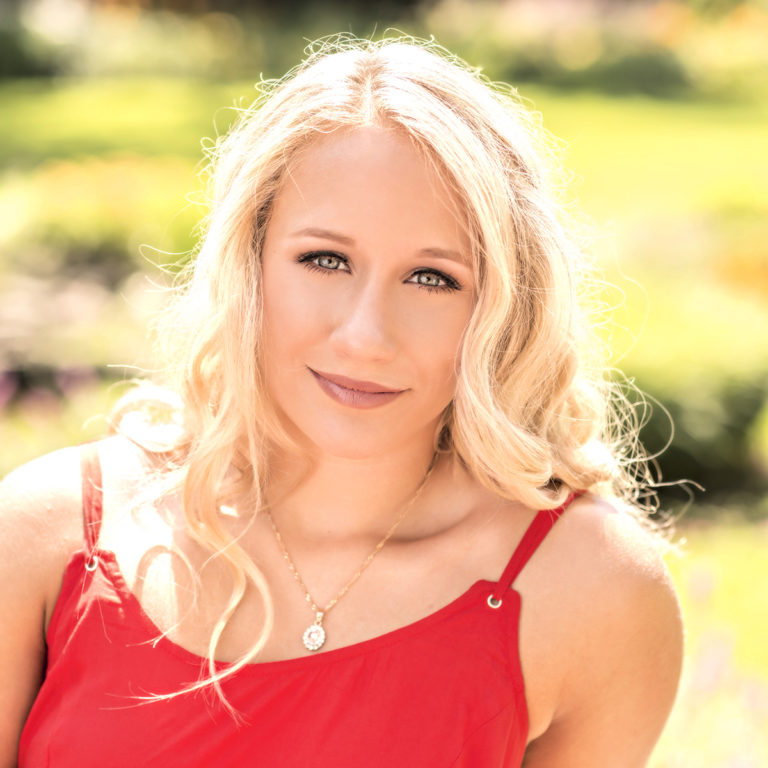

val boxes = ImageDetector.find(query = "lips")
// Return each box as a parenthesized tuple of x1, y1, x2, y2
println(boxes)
(308, 368, 406, 409)
(309, 368, 404, 394)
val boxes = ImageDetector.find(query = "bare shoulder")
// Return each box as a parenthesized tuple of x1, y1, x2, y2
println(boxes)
(542, 492, 684, 678)
(520, 493, 684, 766)
(0, 444, 85, 761)
(548, 493, 677, 596)
(0, 445, 85, 586)
(518, 493, 680, 615)
(0, 436, 148, 611)
(549, 493, 683, 692)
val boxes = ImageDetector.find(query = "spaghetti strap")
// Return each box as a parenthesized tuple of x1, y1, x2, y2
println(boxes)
(79, 443, 104, 561)
(489, 490, 586, 603)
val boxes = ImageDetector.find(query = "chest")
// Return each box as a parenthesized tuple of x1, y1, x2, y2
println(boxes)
(27, 549, 531, 768)
(92, 497, 566, 743)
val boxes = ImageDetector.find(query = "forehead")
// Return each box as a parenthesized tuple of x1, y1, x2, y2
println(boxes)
(267, 125, 471, 262)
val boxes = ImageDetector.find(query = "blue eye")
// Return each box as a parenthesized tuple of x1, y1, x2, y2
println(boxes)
(315, 254, 344, 270)
(297, 252, 461, 294)
(298, 251, 349, 273)
(408, 270, 461, 294)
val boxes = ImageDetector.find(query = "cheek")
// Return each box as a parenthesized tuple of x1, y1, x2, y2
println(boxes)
(414, 309, 471, 389)
(262, 264, 322, 349)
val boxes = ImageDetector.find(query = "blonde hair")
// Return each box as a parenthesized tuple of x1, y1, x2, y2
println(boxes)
(114, 35, 658, 705)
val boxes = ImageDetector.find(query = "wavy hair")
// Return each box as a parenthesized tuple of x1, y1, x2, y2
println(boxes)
(113, 35, 659, 706)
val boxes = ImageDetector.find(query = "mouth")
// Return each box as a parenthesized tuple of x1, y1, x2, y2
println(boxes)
(308, 368, 404, 394)
(308, 368, 406, 410)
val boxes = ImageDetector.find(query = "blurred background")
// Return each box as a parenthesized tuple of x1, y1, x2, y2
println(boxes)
(0, 0, 766, 763)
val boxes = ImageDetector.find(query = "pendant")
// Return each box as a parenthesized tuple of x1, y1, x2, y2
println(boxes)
(303, 611, 326, 652)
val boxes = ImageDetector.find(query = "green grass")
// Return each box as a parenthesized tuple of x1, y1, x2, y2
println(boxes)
(525, 89, 768, 218)
(653, 521, 768, 767)
(670, 521, 768, 683)
(3, 80, 766, 249)
(0, 77, 259, 167)
(2, 78, 767, 211)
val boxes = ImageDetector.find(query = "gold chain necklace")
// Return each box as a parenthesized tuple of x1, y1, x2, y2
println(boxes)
(265, 456, 437, 652)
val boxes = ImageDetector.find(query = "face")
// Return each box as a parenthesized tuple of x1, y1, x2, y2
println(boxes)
(260, 125, 475, 460)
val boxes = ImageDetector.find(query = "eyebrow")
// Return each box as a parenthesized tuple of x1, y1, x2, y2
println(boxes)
(289, 227, 469, 266)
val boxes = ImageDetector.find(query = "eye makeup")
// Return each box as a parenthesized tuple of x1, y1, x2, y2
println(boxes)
(296, 251, 463, 294)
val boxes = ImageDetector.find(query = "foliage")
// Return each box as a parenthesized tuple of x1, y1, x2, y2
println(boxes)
(528, 87, 768, 505)
(0, 24, 56, 78)
(0, 155, 202, 285)
(420, 0, 768, 99)
(3, 1, 768, 99)
(0, 377, 124, 474)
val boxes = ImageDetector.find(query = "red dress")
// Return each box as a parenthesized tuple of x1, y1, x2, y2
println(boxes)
(19, 446, 583, 767)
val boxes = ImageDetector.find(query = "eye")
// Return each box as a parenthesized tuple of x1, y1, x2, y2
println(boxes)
(407, 270, 461, 294)
(298, 251, 350, 273)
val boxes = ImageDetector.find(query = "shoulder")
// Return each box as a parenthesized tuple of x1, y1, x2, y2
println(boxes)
(552, 492, 683, 671)
(1, 443, 102, 628)
(0, 436, 150, 615)
(0, 445, 85, 756)
(539, 492, 683, 671)
(520, 493, 684, 765)
(517, 492, 679, 606)
(0, 445, 85, 759)
(546, 492, 677, 596)
(0, 445, 85, 586)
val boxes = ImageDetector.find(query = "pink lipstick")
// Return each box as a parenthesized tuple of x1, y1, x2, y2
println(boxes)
(309, 368, 405, 409)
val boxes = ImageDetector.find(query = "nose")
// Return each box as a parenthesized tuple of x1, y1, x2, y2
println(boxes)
(329, 281, 398, 363)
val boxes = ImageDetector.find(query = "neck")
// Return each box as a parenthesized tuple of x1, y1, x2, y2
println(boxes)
(263, 440, 446, 545)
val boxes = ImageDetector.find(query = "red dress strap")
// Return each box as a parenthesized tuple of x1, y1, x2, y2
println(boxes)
(490, 490, 586, 602)
(79, 442, 104, 559)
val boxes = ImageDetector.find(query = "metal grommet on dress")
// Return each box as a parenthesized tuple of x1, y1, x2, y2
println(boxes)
(486, 594, 503, 609)
(85, 554, 100, 572)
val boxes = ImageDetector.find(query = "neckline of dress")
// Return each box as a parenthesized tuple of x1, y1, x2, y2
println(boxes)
(71, 547, 514, 673)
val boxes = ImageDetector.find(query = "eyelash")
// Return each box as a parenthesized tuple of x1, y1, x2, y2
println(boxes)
(297, 251, 462, 294)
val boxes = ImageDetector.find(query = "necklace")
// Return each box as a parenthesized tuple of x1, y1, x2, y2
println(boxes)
(265, 455, 437, 652)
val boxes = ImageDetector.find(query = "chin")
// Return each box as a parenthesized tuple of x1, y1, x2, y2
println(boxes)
(296, 418, 437, 463)
(307, 427, 399, 462)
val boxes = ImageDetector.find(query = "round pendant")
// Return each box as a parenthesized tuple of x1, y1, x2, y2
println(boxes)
(303, 622, 326, 652)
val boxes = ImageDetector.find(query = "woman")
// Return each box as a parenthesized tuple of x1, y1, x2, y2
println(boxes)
(1, 37, 683, 766)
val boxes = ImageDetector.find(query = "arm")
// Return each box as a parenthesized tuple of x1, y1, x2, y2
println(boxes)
(523, 504, 684, 767)
(0, 448, 83, 767)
